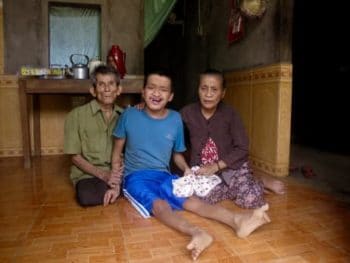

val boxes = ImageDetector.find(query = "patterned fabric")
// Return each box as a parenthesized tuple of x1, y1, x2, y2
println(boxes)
(201, 137, 219, 165)
(199, 138, 265, 209)
(172, 166, 222, 197)
(199, 162, 265, 209)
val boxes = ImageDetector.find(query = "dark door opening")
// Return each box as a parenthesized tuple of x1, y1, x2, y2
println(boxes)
(292, 1, 350, 154)
(144, 0, 185, 110)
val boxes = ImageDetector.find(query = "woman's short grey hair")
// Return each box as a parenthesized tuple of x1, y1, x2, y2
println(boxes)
(200, 69, 226, 89)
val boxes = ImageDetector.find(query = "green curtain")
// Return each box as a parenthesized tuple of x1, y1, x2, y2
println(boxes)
(144, 0, 177, 48)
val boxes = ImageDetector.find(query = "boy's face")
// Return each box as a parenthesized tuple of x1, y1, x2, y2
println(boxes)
(198, 75, 225, 112)
(142, 74, 173, 113)
(90, 73, 122, 107)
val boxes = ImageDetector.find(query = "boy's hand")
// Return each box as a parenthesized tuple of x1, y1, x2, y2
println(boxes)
(103, 187, 120, 206)
(184, 167, 193, 176)
(108, 158, 124, 188)
(108, 174, 121, 188)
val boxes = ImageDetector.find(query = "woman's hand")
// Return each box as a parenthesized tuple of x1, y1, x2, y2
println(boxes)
(194, 163, 219, 176)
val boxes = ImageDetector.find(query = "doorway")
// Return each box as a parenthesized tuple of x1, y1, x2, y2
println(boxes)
(144, 0, 185, 110)
(292, 1, 350, 154)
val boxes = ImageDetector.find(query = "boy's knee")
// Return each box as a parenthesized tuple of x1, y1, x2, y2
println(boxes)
(183, 196, 203, 212)
(152, 199, 171, 215)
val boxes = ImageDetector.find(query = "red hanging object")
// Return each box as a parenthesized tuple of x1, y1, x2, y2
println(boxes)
(107, 45, 127, 79)
(227, 0, 244, 44)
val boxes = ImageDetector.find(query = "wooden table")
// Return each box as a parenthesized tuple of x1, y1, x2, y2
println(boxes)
(18, 77, 143, 168)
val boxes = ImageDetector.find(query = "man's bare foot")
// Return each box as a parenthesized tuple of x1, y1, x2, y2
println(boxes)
(234, 204, 271, 238)
(186, 229, 213, 260)
(260, 174, 286, 195)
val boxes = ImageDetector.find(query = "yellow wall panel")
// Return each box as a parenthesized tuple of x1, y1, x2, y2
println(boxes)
(0, 76, 23, 156)
(225, 63, 292, 177)
(40, 95, 72, 155)
(251, 83, 278, 161)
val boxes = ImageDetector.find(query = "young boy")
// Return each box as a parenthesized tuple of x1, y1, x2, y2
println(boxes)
(111, 70, 270, 260)
(181, 69, 285, 209)
(64, 65, 123, 207)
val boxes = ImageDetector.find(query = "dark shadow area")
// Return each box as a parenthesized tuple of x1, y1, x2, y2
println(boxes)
(291, 2, 350, 203)
(292, 1, 350, 155)
(144, 0, 186, 110)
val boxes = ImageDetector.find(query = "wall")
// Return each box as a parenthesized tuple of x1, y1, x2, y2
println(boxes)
(0, 0, 144, 158)
(207, 0, 292, 70)
(183, 0, 293, 103)
(3, 0, 144, 74)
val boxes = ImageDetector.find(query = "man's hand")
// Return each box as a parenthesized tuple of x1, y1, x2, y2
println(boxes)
(103, 187, 120, 206)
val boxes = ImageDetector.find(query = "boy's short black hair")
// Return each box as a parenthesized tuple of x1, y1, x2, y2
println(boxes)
(200, 68, 226, 89)
(144, 68, 173, 91)
(91, 65, 121, 87)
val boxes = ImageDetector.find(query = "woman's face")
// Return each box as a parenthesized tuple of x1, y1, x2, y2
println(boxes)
(198, 75, 225, 112)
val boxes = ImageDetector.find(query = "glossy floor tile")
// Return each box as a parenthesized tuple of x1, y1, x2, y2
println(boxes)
(0, 156, 349, 262)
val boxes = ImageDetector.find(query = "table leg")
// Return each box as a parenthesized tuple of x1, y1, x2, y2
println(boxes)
(33, 95, 41, 156)
(18, 79, 32, 168)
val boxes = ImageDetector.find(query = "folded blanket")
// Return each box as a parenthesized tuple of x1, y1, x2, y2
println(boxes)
(172, 166, 222, 197)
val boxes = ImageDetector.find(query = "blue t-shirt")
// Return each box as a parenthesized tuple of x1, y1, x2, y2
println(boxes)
(113, 107, 186, 176)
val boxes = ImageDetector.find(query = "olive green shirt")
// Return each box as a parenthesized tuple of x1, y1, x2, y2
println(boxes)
(64, 99, 123, 185)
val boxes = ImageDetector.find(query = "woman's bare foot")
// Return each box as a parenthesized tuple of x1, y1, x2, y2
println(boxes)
(186, 229, 213, 260)
(234, 204, 271, 238)
(260, 174, 286, 195)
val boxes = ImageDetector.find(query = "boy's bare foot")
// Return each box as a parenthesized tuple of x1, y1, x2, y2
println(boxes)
(186, 229, 213, 260)
(235, 204, 271, 238)
(260, 174, 286, 195)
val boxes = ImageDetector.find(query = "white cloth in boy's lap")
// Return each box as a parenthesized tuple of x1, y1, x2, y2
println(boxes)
(172, 166, 222, 197)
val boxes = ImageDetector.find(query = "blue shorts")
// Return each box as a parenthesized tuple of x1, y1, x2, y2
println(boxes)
(123, 170, 187, 218)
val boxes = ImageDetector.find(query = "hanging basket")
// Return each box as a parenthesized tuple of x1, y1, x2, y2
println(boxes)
(240, 0, 267, 19)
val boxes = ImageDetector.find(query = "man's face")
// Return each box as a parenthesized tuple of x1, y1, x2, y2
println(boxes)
(198, 75, 225, 112)
(142, 74, 173, 113)
(90, 73, 121, 107)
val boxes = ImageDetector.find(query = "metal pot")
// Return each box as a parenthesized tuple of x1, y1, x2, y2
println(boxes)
(66, 54, 89, 79)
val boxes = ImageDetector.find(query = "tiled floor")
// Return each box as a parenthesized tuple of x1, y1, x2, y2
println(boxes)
(289, 144, 350, 204)
(0, 155, 349, 262)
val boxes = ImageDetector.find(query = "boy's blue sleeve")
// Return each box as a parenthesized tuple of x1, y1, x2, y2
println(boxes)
(174, 115, 186, 153)
(113, 109, 128, 138)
